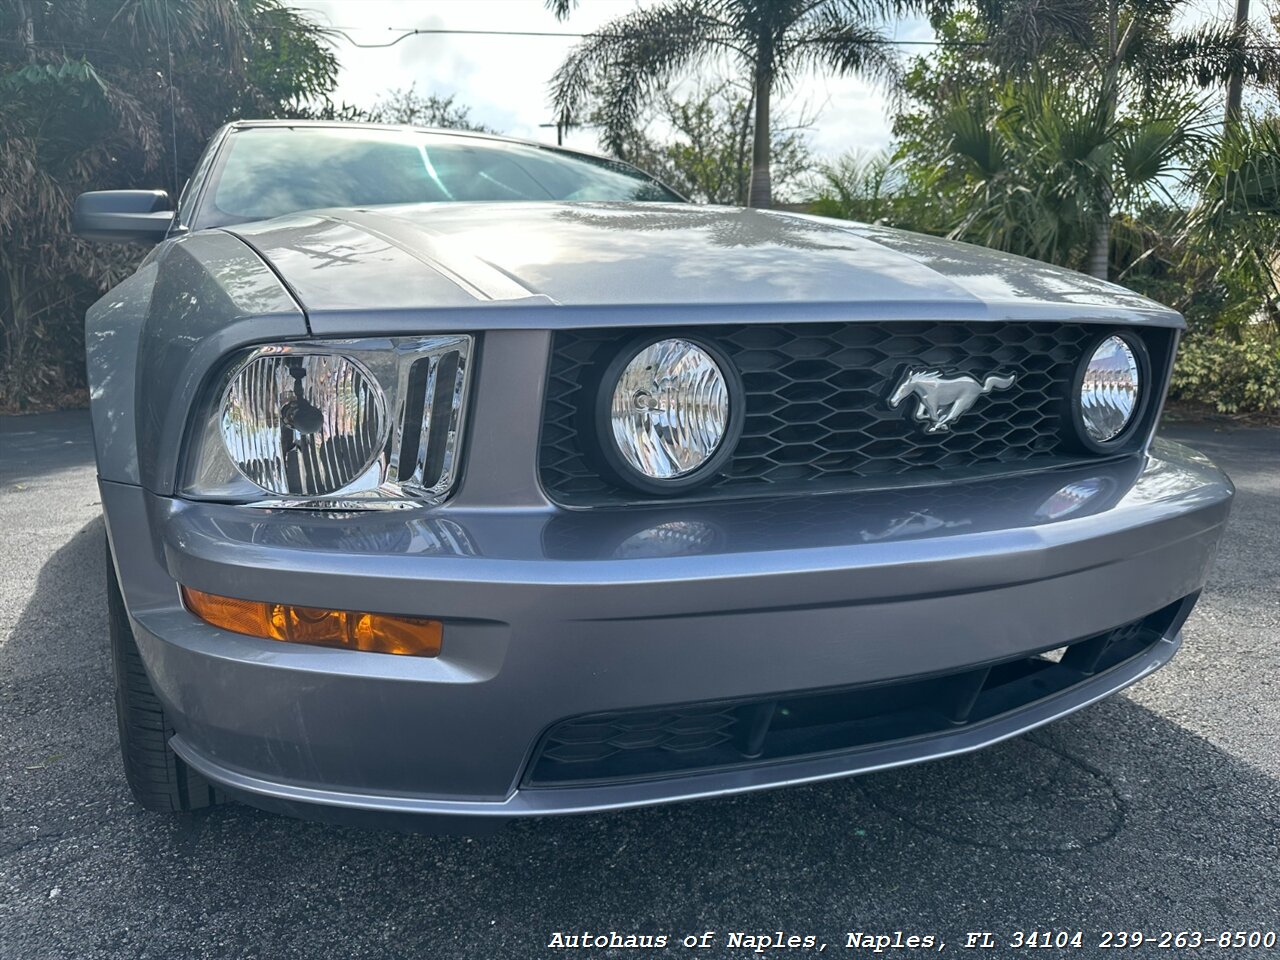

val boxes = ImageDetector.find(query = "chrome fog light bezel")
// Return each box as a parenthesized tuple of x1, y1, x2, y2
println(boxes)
(1069, 331, 1150, 453)
(593, 334, 743, 495)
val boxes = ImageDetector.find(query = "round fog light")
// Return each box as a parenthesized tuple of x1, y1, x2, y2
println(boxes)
(1077, 335, 1142, 444)
(600, 337, 739, 491)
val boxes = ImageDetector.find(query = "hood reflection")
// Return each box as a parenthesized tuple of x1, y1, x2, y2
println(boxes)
(551, 203, 855, 251)
(860, 511, 972, 542)
(543, 459, 1142, 560)
(612, 520, 723, 559)
(181, 449, 1214, 565)
(1120, 440, 1230, 508)
(207, 511, 477, 557)
(1033, 477, 1112, 521)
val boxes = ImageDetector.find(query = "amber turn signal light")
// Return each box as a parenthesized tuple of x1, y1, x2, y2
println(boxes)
(180, 586, 442, 657)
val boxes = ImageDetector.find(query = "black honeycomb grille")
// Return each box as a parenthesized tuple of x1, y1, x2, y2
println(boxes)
(539, 322, 1167, 505)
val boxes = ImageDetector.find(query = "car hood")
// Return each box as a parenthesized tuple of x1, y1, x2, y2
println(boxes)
(222, 202, 1182, 329)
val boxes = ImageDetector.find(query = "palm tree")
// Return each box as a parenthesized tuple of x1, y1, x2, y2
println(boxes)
(808, 149, 905, 224)
(936, 76, 1201, 274)
(963, 0, 1280, 278)
(545, 0, 921, 209)
(1184, 115, 1280, 333)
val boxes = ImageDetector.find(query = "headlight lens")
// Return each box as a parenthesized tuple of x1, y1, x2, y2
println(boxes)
(221, 353, 388, 496)
(609, 338, 731, 481)
(1079, 335, 1141, 443)
(185, 336, 472, 507)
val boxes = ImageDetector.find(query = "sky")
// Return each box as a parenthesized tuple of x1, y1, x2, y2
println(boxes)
(288, 0, 936, 159)
(288, 1, 1262, 162)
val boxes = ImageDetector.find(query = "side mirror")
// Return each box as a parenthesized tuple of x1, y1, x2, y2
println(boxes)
(73, 190, 175, 244)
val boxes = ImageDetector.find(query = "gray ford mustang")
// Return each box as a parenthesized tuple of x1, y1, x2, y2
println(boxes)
(77, 121, 1232, 829)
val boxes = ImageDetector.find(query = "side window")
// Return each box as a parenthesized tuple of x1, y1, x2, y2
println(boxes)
(177, 129, 227, 230)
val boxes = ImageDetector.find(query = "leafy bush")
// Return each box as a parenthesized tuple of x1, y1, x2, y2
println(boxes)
(1170, 328, 1280, 415)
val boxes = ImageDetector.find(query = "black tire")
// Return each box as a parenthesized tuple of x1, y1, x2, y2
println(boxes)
(107, 540, 220, 812)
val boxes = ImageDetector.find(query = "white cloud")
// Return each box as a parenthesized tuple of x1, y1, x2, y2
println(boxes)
(289, 0, 932, 159)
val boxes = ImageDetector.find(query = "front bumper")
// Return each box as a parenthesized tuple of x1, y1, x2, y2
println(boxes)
(103, 438, 1232, 823)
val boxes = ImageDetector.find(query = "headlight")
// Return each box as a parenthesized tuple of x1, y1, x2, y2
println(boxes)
(184, 336, 472, 507)
(221, 352, 386, 496)
(596, 337, 741, 493)
(1076, 334, 1142, 445)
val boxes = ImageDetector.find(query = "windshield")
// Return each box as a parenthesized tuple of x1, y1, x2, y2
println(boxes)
(202, 126, 683, 225)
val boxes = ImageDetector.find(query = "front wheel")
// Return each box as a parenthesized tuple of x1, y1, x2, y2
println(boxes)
(107, 540, 220, 812)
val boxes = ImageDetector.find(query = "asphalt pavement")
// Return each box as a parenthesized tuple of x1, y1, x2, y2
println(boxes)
(1, 411, 1277, 960)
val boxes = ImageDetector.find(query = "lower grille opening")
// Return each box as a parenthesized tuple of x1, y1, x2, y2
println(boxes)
(523, 601, 1186, 788)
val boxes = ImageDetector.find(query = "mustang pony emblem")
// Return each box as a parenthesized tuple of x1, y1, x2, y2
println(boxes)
(888, 369, 1017, 433)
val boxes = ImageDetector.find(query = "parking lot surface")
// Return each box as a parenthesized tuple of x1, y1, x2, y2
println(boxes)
(1, 411, 1277, 959)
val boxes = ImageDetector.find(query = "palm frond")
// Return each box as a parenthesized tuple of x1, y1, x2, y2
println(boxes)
(549, 0, 738, 154)
(976, 0, 1095, 69)
(1190, 117, 1280, 230)
(106, 0, 248, 57)
(1114, 110, 1201, 199)
(544, 0, 576, 21)
(1136, 21, 1280, 89)
(803, 0, 936, 22)
(808, 149, 902, 222)
(942, 96, 1007, 178)
(784, 12, 903, 91)
(1180, 117, 1280, 333)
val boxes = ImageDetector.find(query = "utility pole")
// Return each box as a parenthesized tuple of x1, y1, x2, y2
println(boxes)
(1087, 0, 1123, 281)
(539, 107, 573, 146)
(1225, 0, 1250, 125)
(16, 0, 36, 61)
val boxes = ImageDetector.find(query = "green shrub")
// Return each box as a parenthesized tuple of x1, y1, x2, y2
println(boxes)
(1170, 328, 1280, 415)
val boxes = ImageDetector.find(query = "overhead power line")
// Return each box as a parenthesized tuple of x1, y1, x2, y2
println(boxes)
(320, 24, 1280, 53)
(324, 26, 980, 49)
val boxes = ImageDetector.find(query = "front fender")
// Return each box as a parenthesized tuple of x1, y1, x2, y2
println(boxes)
(86, 229, 306, 492)
(86, 258, 157, 485)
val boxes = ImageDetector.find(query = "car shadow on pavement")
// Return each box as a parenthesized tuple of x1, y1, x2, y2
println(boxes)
(2, 514, 1277, 958)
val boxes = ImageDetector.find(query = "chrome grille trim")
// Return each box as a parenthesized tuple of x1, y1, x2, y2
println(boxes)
(388, 335, 473, 501)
